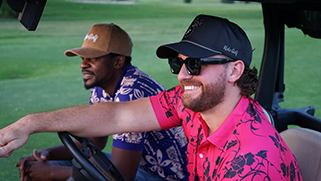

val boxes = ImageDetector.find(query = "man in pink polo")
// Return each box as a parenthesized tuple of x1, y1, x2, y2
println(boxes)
(150, 14, 301, 180)
(0, 14, 302, 180)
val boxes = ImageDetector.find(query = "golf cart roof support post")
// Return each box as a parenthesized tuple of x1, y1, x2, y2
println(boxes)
(255, 3, 285, 112)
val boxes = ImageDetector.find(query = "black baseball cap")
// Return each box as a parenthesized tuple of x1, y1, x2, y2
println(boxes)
(156, 14, 252, 67)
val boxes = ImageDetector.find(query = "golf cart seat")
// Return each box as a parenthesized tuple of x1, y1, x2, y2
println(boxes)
(280, 127, 321, 181)
(263, 107, 275, 127)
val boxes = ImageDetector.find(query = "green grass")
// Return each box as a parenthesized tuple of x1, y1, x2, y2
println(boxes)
(0, 0, 320, 180)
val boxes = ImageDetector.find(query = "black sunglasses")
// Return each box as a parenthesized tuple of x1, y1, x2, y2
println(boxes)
(168, 57, 236, 75)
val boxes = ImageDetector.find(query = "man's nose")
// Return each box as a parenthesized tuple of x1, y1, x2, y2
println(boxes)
(177, 63, 192, 81)
(80, 59, 90, 69)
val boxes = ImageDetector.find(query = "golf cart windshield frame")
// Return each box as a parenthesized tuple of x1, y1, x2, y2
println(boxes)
(238, 0, 321, 132)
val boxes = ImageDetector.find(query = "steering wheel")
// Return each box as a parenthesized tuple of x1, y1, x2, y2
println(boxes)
(58, 132, 126, 181)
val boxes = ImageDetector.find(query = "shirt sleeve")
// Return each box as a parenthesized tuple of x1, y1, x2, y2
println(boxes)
(112, 87, 149, 151)
(149, 86, 183, 130)
(112, 132, 148, 151)
(89, 87, 107, 105)
(112, 68, 165, 151)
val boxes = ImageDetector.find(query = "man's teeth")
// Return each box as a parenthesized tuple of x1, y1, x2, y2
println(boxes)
(185, 86, 200, 90)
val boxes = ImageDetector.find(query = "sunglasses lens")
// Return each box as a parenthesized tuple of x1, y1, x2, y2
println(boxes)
(169, 58, 183, 74)
(168, 57, 202, 75)
(186, 58, 201, 75)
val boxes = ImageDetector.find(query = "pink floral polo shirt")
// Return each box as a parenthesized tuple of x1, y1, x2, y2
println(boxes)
(149, 85, 302, 181)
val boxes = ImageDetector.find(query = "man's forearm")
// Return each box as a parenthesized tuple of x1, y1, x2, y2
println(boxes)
(48, 165, 72, 181)
(0, 98, 161, 157)
(14, 104, 114, 137)
(27, 99, 160, 137)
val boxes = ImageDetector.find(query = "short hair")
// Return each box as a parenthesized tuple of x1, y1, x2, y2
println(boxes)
(235, 66, 258, 97)
(124, 56, 132, 65)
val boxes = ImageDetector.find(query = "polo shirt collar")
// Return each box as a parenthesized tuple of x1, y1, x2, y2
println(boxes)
(207, 96, 249, 149)
(112, 63, 133, 96)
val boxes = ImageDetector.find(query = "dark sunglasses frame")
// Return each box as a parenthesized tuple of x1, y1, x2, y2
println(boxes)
(168, 57, 236, 75)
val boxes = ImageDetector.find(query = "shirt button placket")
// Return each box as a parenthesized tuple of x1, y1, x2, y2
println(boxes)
(196, 148, 206, 178)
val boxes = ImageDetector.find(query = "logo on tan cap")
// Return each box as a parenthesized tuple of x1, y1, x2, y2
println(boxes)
(84, 33, 99, 42)
(65, 23, 133, 58)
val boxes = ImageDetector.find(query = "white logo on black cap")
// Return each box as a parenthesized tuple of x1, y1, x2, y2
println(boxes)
(184, 18, 203, 38)
(84, 33, 99, 42)
(223, 45, 238, 56)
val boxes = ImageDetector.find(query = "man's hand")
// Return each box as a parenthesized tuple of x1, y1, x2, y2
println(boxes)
(17, 149, 68, 181)
(16, 149, 49, 181)
(22, 160, 71, 181)
(0, 119, 30, 157)
(18, 149, 71, 181)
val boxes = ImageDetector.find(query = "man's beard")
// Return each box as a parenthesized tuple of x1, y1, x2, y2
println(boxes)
(84, 80, 96, 90)
(82, 70, 97, 90)
(181, 72, 226, 113)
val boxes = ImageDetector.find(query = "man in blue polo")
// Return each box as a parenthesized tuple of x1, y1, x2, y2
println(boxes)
(15, 23, 188, 181)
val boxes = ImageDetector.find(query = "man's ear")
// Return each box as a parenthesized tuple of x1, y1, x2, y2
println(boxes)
(114, 55, 126, 69)
(228, 60, 245, 83)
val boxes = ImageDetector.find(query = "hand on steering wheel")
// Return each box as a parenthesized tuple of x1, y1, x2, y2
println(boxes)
(58, 132, 126, 181)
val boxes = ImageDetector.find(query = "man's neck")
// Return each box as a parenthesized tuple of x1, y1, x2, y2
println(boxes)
(102, 68, 126, 96)
(200, 93, 242, 136)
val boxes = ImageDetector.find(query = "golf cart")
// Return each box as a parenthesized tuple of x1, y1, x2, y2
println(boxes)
(3, 0, 320, 130)
(3, 0, 321, 180)
(61, 1, 321, 179)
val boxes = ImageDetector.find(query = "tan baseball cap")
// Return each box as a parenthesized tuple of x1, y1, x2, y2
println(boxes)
(65, 23, 133, 58)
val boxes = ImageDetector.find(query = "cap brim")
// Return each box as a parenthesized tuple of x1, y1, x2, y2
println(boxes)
(156, 41, 221, 59)
(64, 47, 109, 58)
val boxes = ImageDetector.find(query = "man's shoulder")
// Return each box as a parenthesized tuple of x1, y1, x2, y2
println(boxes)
(89, 86, 111, 104)
(121, 66, 165, 93)
(124, 66, 158, 82)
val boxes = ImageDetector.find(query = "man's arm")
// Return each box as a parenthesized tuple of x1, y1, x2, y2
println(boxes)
(0, 97, 160, 157)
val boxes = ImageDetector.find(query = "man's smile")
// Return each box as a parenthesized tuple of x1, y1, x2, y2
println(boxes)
(82, 70, 94, 80)
(184, 85, 201, 91)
